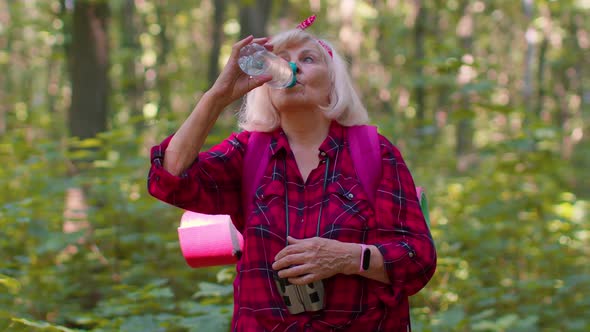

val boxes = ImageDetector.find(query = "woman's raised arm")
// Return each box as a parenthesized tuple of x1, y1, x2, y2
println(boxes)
(163, 35, 272, 175)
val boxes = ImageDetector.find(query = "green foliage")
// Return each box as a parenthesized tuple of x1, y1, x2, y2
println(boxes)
(0, 126, 236, 332)
(406, 118, 589, 330)
(2, 107, 588, 332)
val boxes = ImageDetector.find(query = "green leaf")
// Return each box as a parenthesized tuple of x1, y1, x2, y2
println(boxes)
(0, 274, 20, 293)
(119, 316, 165, 332)
(178, 312, 231, 332)
(10, 318, 78, 332)
(216, 267, 236, 284)
(193, 282, 234, 299)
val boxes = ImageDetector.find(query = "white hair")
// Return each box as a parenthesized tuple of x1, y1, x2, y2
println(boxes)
(238, 29, 369, 132)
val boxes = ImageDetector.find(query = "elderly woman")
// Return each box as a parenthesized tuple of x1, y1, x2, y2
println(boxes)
(148, 17, 436, 332)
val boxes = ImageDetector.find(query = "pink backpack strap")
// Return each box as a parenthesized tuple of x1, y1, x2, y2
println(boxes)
(349, 126, 431, 229)
(242, 131, 272, 214)
(348, 125, 381, 206)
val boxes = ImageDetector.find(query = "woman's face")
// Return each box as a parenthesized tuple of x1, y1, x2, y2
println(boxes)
(269, 40, 332, 113)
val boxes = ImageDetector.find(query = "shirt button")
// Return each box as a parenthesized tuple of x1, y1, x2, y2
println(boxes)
(408, 251, 415, 258)
(347, 193, 354, 199)
(319, 151, 326, 157)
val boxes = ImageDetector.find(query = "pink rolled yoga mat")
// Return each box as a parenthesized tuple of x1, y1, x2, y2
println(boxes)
(178, 211, 244, 268)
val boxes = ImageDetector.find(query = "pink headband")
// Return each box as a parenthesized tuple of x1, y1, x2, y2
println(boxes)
(296, 15, 333, 58)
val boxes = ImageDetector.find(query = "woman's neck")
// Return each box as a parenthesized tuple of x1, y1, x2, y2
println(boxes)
(280, 111, 331, 148)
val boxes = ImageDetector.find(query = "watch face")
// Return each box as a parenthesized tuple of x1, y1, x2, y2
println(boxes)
(362, 247, 371, 270)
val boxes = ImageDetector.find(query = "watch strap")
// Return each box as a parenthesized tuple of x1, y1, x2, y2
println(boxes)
(359, 244, 371, 272)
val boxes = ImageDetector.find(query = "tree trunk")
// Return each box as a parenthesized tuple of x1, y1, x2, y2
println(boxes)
(155, 2, 171, 115)
(573, 14, 587, 115)
(208, 0, 227, 87)
(239, 0, 272, 39)
(0, 1, 13, 136)
(536, 36, 548, 118)
(120, 0, 144, 132)
(559, 13, 584, 159)
(413, 0, 427, 125)
(61, 1, 112, 312)
(522, 0, 535, 118)
(433, 0, 450, 139)
(67, 1, 110, 141)
(231, 0, 272, 111)
(455, 0, 475, 161)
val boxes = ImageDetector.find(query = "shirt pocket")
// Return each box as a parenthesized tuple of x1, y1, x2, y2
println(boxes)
(244, 179, 286, 246)
(252, 179, 285, 216)
(322, 179, 374, 242)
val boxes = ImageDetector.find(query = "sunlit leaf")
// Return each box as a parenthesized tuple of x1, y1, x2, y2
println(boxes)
(0, 274, 20, 293)
(193, 282, 234, 299)
(10, 318, 77, 331)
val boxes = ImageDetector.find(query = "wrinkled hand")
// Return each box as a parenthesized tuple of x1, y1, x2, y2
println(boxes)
(209, 35, 273, 106)
(272, 236, 356, 285)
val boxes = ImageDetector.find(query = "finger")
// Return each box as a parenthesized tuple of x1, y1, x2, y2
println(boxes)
(247, 74, 273, 90)
(287, 236, 301, 245)
(250, 37, 273, 52)
(288, 273, 318, 286)
(274, 242, 300, 261)
(230, 35, 255, 58)
(237, 34, 255, 46)
(272, 252, 307, 271)
(277, 263, 310, 279)
(252, 37, 270, 44)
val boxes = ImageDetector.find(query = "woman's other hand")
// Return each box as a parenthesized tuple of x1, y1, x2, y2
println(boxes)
(272, 236, 359, 285)
(209, 35, 273, 106)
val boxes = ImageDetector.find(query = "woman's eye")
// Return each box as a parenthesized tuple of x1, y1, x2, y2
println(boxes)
(302, 56, 314, 63)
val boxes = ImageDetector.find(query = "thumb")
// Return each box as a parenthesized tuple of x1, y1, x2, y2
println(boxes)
(287, 236, 301, 244)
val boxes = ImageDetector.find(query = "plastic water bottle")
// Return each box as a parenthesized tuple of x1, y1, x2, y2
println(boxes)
(238, 43, 297, 89)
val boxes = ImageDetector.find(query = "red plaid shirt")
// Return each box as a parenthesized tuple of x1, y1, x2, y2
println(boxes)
(148, 122, 436, 331)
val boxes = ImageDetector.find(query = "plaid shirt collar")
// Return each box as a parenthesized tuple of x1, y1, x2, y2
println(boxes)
(269, 121, 345, 160)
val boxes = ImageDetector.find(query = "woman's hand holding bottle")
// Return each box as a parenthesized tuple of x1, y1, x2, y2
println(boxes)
(208, 35, 273, 107)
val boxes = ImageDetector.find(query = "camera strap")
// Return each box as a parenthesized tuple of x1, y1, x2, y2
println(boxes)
(244, 126, 381, 217)
(282, 157, 330, 245)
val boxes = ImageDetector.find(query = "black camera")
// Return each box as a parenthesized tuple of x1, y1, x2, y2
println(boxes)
(273, 272, 324, 314)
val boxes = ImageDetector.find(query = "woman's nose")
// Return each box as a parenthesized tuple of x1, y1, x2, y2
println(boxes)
(288, 61, 300, 76)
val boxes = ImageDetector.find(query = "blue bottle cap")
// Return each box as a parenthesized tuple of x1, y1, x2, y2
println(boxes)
(287, 62, 297, 88)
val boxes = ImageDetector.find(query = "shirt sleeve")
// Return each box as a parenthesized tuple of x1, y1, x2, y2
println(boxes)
(147, 131, 250, 230)
(372, 135, 437, 296)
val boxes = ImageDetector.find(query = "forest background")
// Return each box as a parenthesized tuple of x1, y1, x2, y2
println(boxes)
(1, 0, 588, 331)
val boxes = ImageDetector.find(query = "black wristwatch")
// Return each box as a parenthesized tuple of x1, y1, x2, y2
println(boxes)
(360, 244, 371, 271)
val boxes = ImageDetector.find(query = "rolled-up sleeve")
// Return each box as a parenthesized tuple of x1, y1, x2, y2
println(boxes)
(373, 137, 437, 296)
(147, 132, 249, 229)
